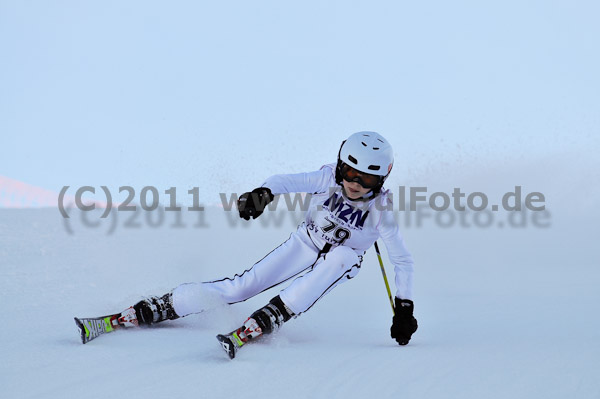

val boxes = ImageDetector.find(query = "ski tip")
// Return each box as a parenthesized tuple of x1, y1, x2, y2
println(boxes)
(216, 334, 236, 359)
(74, 317, 87, 344)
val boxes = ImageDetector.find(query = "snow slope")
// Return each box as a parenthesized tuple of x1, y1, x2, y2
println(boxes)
(1, 198, 599, 399)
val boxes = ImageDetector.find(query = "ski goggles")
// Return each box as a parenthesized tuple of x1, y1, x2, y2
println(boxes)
(340, 163, 382, 189)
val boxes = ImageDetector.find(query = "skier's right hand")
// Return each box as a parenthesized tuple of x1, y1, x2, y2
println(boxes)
(237, 187, 274, 220)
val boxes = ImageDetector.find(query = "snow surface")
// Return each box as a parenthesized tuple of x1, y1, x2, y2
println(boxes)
(1, 195, 599, 399)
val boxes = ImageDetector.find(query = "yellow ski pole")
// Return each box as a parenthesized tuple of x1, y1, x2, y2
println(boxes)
(374, 241, 395, 316)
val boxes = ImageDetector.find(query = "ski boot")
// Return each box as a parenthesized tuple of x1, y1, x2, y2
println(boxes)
(217, 295, 294, 359)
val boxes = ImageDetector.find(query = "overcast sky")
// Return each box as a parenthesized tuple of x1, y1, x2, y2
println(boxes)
(1, 1, 598, 205)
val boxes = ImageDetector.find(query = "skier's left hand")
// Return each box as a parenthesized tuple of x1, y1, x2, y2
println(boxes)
(390, 297, 418, 345)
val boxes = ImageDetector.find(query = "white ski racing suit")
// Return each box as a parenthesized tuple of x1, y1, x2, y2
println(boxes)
(172, 163, 413, 317)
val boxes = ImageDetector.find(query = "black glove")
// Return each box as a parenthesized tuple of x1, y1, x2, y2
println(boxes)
(237, 187, 274, 220)
(390, 297, 418, 345)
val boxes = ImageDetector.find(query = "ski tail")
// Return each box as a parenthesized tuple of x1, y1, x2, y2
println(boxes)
(216, 317, 264, 359)
(216, 334, 238, 359)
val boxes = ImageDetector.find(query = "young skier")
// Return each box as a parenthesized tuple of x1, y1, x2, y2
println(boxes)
(75, 131, 418, 357)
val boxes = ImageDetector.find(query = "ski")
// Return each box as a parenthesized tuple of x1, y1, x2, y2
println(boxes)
(216, 317, 263, 359)
(216, 327, 251, 359)
(74, 307, 138, 344)
(74, 314, 121, 344)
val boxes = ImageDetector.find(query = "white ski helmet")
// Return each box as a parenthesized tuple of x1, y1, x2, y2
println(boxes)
(335, 131, 394, 193)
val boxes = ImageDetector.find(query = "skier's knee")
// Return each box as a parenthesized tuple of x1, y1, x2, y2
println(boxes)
(172, 282, 225, 316)
(325, 246, 359, 268)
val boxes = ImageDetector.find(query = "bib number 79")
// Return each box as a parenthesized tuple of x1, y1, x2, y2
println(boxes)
(322, 217, 351, 245)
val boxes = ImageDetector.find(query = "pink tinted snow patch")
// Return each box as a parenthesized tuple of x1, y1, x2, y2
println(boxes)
(0, 176, 110, 209)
